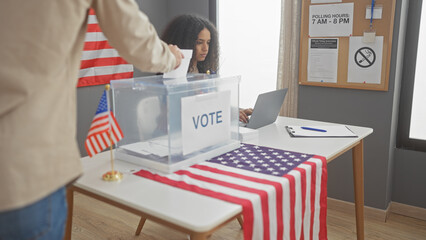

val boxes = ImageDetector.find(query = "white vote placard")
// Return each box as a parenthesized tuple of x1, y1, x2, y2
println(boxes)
(181, 91, 231, 156)
(309, 3, 354, 37)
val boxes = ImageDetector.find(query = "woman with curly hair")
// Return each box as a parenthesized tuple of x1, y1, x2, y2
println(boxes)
(162, 14, 253, 123)
(161, 14, 219, 74)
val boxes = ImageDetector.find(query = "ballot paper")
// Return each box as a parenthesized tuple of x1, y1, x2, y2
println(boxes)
(163, 49, 193, 78)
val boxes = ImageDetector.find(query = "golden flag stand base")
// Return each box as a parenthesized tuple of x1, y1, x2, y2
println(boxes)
(102, 171, 123, 181)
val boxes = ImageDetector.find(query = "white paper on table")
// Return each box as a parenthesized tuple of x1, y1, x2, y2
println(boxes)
(347, 36, 383, 84)
(120, 137, 170, 158)
(163, 49, 193, 78)
(120, 142, 152, 155)
(311, 0, 342, 3)
(309, 3, 354, 37)
(286, 125, 357, 137)
(238, 127, 259, 141)
(307, 38, 338, 83)
(181, 91, 231, 156)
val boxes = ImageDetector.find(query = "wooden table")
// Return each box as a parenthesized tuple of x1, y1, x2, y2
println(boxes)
(65, 116, 372, 239)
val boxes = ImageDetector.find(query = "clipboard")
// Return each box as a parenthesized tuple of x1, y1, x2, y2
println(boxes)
(286, 125, 358, 138)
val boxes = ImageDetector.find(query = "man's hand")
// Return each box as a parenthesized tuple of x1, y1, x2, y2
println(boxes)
(168, 44, 183, 69)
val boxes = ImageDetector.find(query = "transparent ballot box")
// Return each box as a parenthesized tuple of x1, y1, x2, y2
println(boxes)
(110, 74, 241, 173)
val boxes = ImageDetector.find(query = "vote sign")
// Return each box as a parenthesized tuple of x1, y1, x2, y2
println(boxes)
(181, 91, 231, 155)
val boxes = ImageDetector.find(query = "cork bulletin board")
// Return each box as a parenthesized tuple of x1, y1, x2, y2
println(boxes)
(298, 0, 396, 91)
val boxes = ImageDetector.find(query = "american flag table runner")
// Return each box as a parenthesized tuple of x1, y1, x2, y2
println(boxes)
(77, 9, 133, 87)
(134, 143, 327, 240)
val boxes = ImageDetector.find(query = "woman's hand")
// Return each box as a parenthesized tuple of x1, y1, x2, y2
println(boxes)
(239, 108, 253, 123)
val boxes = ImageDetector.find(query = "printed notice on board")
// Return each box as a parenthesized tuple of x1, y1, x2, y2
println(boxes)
(309, 3, 354, 37)
(347, 36, 383, 84)
(308, 38, 338, 83)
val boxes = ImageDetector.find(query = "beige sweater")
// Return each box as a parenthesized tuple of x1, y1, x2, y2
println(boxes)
(0, 0, 176, 211)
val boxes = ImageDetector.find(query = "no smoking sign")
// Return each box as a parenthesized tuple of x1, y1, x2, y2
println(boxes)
(354, 47, 376, 68)
(347, 36, 383, 84)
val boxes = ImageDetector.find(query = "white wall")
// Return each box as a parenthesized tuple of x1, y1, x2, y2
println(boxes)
(217, 0, 281, 108)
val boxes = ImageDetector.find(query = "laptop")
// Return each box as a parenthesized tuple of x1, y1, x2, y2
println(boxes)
(240, 88, 288, 129)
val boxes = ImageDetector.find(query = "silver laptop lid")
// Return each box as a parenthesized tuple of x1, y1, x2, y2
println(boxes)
(245, 88, 288, 129)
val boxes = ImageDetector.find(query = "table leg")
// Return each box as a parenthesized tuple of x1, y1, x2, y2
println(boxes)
(190, 233, 209, 240)
(237, 214, 244, 229)
(135, 217, 147, 236)
(64, 187, 74, 240)
(352, 139, 365, 240)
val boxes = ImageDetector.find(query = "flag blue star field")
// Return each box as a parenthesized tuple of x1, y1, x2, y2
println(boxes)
(135, 143, 328, 240)
(85, 90, 123, 157)
(208, 144, 314, 176)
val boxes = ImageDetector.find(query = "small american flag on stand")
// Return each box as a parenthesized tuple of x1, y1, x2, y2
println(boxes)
(85, 90, 123, 157)
(77, 9, 133, 87)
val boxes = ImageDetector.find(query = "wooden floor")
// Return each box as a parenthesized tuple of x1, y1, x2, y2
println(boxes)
(70, 192, 426, 240)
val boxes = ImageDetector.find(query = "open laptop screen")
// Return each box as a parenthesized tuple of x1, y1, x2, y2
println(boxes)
(242, 88, 288, 129)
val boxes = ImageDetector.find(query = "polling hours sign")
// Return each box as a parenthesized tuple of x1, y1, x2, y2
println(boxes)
(309, 3, 354, 37)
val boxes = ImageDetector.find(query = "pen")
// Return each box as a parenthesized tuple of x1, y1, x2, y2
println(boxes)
(301, 127, 327, 132)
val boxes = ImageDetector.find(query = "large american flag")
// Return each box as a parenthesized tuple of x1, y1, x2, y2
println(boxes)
(85, 90, 124, 157)
(78, 9, 133, 87)
(135, 143, 327, 240)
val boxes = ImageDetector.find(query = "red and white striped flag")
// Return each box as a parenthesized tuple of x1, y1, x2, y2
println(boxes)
(78, 9, 133, 87)
(135, 144, 327, 240)
(85, 90, 124, 157)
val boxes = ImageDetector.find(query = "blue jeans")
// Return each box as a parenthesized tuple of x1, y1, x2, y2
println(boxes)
(0, 187, 67, 240)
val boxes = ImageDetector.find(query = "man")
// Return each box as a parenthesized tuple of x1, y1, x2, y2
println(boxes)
(0, 0, 182, 238)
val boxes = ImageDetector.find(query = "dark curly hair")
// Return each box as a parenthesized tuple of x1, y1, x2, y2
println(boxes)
(161, 14, 219, 73)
